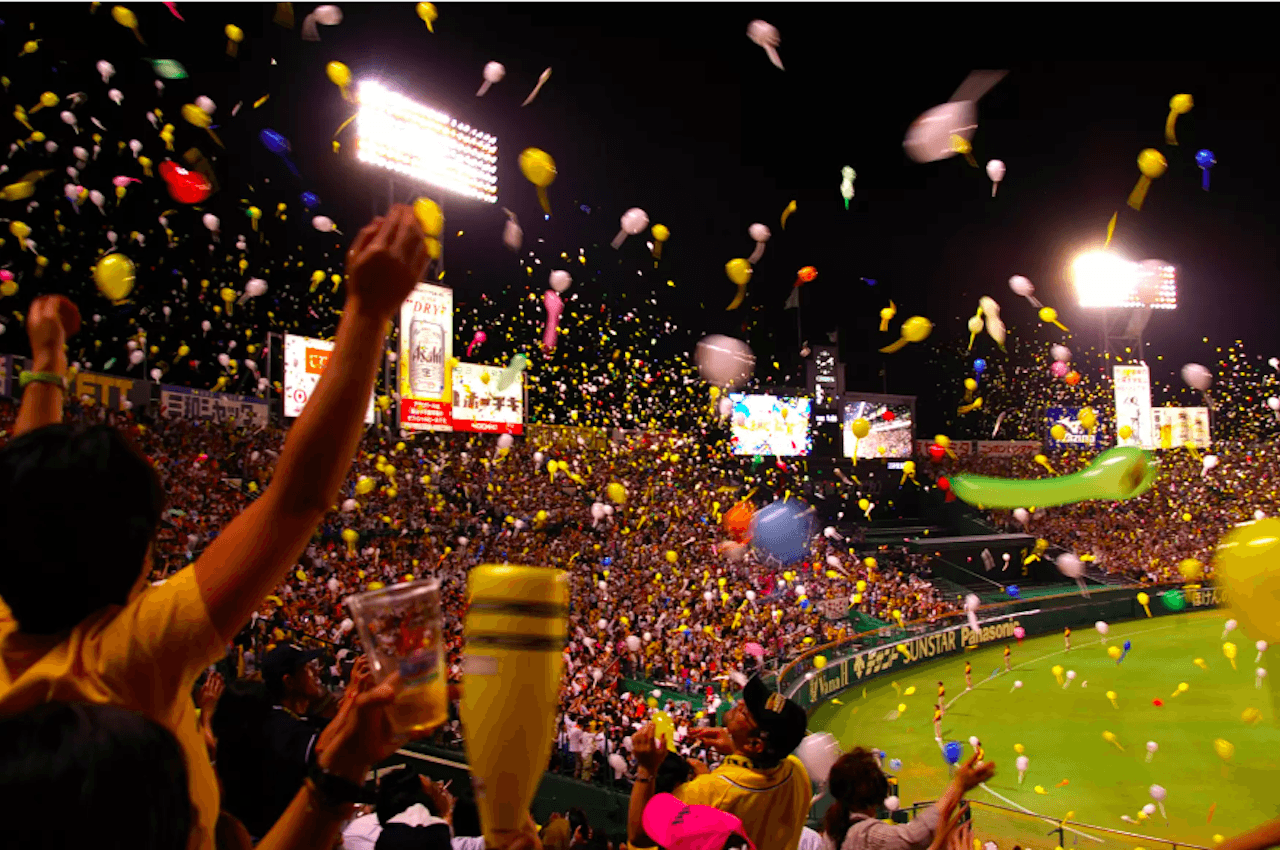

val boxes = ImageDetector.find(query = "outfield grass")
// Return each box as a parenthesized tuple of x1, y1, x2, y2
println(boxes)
(809, 610, 1278, 848)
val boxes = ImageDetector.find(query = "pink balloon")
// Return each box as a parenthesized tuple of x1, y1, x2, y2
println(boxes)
(465, 330, 487, 358)
(0, 270, 13, 282)
(1050, 361, 1070, 378)
(112, 175, 141, 188)
(1013, 626, 1026, 639)
(543, 290, 563, 352)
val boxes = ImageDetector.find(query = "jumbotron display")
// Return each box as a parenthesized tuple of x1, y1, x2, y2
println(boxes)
(728, 394, 812, 456)
(842, 397, 914, 459)
(1072, 253, 1177, 310)
(356, 79, 498, 204)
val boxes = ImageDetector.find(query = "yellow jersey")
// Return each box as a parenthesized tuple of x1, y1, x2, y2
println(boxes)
(1, 567, 226, 850)
(675, 754, 811, 850)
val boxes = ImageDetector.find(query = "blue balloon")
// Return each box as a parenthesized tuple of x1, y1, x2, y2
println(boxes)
(888, 758, 903, 771)
(259, 128, 290, 154)
(1195, 149, 1216, 169)
(749, 500, 816, 565)
(301, 191, 321, 210)
(973, 359, 987, 375)
(602, 557, 612, 567)
(1123, 640, 1132, 651)
(1007, 585, 1020, 599)
(943, 741, 962, 765)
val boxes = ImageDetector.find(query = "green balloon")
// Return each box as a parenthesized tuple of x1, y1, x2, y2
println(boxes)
(949, 446, 1158, 510)
(497, 354, 528, 392)
(1161, 589, 1187, 611)
(147, 59, 189, 80)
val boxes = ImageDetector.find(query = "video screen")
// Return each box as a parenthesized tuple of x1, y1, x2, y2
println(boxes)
(843, 399, 914, 459)
(728, 394, 812, 457)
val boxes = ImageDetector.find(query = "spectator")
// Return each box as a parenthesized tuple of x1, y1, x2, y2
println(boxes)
(0, 701, 193, 850)
(0, 207, 431, 850)
(821, 750, 994, 850)
(630, 676, 811, 850)
(641, 793, 754, 850)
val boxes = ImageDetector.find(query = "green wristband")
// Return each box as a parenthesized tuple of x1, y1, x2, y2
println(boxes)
(19, 371, 68, 391)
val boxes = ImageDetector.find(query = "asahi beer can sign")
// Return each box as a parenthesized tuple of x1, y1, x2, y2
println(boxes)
(399, 283, 454, 432)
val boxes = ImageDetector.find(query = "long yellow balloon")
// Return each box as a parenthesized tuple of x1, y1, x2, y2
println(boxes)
(780, 199, 797, 229)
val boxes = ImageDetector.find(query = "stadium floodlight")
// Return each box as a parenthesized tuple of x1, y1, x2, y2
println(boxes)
(355, 79, 498, 204)
(1072, 251, 1177, 310)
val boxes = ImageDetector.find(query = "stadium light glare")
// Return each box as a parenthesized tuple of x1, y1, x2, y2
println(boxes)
(355, 79, 498, 204)
(1072, 251, 1176, 310)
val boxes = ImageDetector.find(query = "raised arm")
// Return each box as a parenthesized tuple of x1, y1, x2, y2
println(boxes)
(13, 295, 80, 437)
(194, 205, 428, 642)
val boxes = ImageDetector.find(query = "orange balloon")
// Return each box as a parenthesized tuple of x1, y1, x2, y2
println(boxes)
(797, 266, 818, 283)
(723, 501, 755, 542)
(1065, 370, 1081, 386)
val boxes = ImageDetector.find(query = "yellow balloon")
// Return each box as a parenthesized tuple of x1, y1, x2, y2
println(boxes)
(1214, 518, 1280, 644)
(326, 61, 352, 88)
(1223, 642, 1237, 659)
(220, 287, 236, 304)
(665, 550, 678, 564)
(93, 254, 136, 301)
(225, 24, 244, 42)
(9, 221, 31, 240)
(1107, 645, 1122, 660)
(1213, 738, 1235, 761)
(1040, 307, 1058, 323)
(112, 6, 137, 29)
(1119, 425, 1133, 440)
(178, 345, 190, 357)
(725, 258, 753, 286)
(651, 224, 670, 242)
(519, 148, 557, 188)
(1138, 149, 1168, 179)
(0, 280, 17, 298)
(964, 378, 977, 391)
(851, 418, 871, 439)
(39, 91, 58, 108)
(416, 1, 437, 29)
(901, 316, 933, 342)
(1136, 592, 1150, 606)
(814, 655, 827, 669)
(182, 104, 211, 128)
(1051, 424, 1067, 441)
(413, 197, 444, 237)
(607, 482, 627, 503)
(1178, 559, 1204, 580)
(858, 499, 870, 511)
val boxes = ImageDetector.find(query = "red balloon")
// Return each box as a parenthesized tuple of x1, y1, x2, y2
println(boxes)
(162, 164, 212, 204)
(928, 444, 946, 461)
(882, 411, 896, 421)
(158, 160, 180, 181)
(1152, 698, 1164, 707)
(938, 476, 950, 490)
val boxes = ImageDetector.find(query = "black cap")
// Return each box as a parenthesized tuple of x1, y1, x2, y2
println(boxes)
(743, 675, 807, 761)
(262, 643, 326, 697)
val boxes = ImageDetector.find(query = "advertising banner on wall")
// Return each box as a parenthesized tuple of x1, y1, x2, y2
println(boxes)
(159, 385, 271, 429)
(398, 282, 453, 432)
(975, 441, 1041, 458)
(284, 334, 375, 424)
(1045, 407, 1104, 451)
(449, 362, 523, 434)
(1151, 406, 1211, 449)
(67, 368, 153, 411)
(1113, 364, 1154, 449)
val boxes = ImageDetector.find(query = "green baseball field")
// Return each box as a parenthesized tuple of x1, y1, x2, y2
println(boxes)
(809, 610, 1277, 849)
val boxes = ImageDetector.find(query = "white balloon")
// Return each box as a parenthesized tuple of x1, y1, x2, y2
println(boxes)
(904, 100, 977, 164)
(1095, 620, 1109, 635)
(1009, 275, 1034, 297)
(1258, 640, 1268, 652)
(794, 584, 806, 597)
(533, 451, 544, 465)
(626, 635, 642, 652)
(314, 4, 343, 24)
(129, 350, 145, 365)
(703, 591, 714, 601)
(749, 223, 771, 243)
(341, 499, 358, 512)
(1056, 554, 1084, 578)
(611, 207, 649, 248)
(203, 213, 220, 232)
(195, 96, 216, 115)
(826, 555, 841, 568)
(603, 505, 614, 516)
(745, 590, 757, 602)
(968, 736, 980, 747)
(794, 733, 842, 784)
(1050, 344, 1072, 362)
(108, 89, 123, 105)
(1015, 755, 1029, 771)
(484, 61, 506, 83)
(1225, 619, 1238, 632)
(150, 368, 162, 381)
(1256, 510, 1267, 521)
(694, 334, 755, 390)
(746, 20, 783, 70)
(1146, 741, 1158, 753)
(1065, 670, 1076, 680)
(884, 796, 900, 812)
(964, 594, 980, 612)
(313, 216, 335, 232)
(986, 159, 1006, 188)
(1013, 508, 1029, 525)
(497, 434, 515, 450)
(245, 278, 268, 297)
(1257, 667, 1268, 679)
(1270, 397, 1280, 412)
(1142, 803, 1156, 815)
(549, 270, 572, 292)
(1202, 455, 1219, 473)
(217, 353, 231, 368)
(1181, 363, 1212, 391)
(1149, 784, 1166, 802)
(340, 617, 355, 633)
(97, 60, 116, 83)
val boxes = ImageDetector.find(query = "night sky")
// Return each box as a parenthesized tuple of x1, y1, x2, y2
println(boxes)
(3, 5, 1278, 437)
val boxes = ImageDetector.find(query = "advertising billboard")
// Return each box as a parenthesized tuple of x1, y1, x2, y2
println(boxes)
(449, 362, 523, 434)
(284, 334, 375, 424)
(1152, 407, 1211, 449)
(1045, 406, 1103, 451)
(160, 385, 270, 429)
(398, 282, 454, 432)
(1113, 364, 1154, 449)
(728, 394, 811, 456)
(843, 396, 914, 459)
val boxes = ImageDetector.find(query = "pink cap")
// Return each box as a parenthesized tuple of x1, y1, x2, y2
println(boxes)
(643, 794, 756, 850)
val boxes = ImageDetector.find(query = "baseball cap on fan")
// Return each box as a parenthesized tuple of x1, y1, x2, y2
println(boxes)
(742, 675, 807, 761)
(643, 794, 756, 850)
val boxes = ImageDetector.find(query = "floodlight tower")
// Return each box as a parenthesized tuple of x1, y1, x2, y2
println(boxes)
(1071, 252, 1177, 362)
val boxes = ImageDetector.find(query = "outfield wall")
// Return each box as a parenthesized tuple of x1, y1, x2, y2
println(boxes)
(780, 585, 1226, 712)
